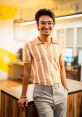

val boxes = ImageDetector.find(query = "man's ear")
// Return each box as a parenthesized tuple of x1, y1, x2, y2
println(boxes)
(37, 24, 39, 30)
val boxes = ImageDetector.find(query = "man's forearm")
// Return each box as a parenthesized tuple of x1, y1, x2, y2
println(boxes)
(21, 76, 29, 97)
(21, 63, 31, 97)
(60, 66, 68, 89)
(59, 59, 68, 89)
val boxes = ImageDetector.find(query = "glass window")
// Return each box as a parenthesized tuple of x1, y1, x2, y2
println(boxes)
(77, 27, 82, 45)
(64, 47, 74, 63)
(66, 28, 74, 46)
(56, 29, 65, 44)
(78, 49, 82, 64)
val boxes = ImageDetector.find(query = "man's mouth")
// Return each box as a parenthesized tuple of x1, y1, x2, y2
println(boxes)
(42, 28, 52, 31)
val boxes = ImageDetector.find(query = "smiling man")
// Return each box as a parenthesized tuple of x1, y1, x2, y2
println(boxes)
(18, 8, 68, 117)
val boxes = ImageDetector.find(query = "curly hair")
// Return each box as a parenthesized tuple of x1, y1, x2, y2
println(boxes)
(35, 8, 55, 24)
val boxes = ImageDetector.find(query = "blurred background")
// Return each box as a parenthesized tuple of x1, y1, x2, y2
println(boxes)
(0, 0, 82, 81)
(0, 1, 82, 117)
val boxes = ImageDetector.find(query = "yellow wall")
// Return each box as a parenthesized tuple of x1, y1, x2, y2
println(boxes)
(0, 48, 16, 74)
(0, 5, 18, 79)
(0, 5, 17, 20)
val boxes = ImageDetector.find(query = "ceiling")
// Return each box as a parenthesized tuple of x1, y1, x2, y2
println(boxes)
(0, 0, 74, 7)
(0, 0, 82, 21)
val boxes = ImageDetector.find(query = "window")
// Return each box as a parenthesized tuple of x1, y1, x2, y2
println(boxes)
(66, 28, 74, 46)
(78, 50, 82, 64)
(64, 48, 74, 63)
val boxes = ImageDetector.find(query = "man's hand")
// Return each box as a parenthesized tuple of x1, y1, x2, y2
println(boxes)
(18, 97, 28, 110)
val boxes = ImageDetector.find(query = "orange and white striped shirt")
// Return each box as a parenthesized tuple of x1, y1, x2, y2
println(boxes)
(23, 37, 64, 86)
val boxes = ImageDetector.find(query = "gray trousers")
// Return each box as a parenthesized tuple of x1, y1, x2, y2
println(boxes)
(33, 83, 68, 117)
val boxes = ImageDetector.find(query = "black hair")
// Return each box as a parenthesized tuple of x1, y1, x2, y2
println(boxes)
(35, 8, 55, 24)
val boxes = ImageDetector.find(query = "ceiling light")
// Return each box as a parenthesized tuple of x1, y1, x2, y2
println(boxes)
(15, 13, 82, 25)
(56, 13, 82, 21)
(20, 20, 36, 25)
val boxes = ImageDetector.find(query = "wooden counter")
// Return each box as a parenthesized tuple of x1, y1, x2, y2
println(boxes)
(1, 79, 82, 117)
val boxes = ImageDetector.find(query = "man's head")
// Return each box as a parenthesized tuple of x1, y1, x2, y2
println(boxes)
(35, 8, 55, 36)
(35, 8, 55, 24)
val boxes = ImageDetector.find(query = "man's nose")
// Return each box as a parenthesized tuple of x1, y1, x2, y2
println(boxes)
(44, 23, 49, 28)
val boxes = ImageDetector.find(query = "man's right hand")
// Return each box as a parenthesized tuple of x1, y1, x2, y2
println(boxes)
(18, 97, 28, 110)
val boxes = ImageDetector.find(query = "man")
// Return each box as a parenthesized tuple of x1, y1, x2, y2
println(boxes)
(18, 8, 68, 117)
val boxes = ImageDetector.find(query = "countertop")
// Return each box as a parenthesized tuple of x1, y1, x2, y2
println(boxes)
(1, 79, 82, 102)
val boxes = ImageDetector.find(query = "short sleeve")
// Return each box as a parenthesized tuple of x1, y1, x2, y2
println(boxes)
(23, 42, 32, 63)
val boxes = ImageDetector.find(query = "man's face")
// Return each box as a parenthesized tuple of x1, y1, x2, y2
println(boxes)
(37, 15, 54, 36)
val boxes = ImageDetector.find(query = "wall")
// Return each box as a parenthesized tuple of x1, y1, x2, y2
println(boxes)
(0, 19, 27, 79)
(0, 15, 82, 80)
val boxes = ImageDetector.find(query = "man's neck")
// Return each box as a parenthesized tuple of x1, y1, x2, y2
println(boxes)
(39, 35, 51, 43)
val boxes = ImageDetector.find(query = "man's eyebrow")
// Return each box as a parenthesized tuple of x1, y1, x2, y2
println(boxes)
(40, 21, 53, 22)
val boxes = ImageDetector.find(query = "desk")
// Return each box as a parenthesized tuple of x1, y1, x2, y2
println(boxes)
(9, 60, 24, 80)
(1, 79, 82, 117)
(66, 65, 81, 81)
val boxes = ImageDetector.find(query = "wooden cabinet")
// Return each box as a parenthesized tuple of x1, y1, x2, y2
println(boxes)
(1, 91, 38, 117)
(1, 80, 82, 117)
(1, 91, 82, 117)
(67, 92, 82, 117)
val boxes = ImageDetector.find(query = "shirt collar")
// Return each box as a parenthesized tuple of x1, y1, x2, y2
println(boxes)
(34, 36, 58, 45)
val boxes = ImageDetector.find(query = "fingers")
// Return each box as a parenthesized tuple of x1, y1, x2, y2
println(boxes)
(24, 100, 28, 107)
(18, 101, 24, 110)
(18, 98, 28, 110)
(18, 101, 24, 107)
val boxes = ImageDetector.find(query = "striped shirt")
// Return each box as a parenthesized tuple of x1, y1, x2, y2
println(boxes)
(23, 37, 64, 86)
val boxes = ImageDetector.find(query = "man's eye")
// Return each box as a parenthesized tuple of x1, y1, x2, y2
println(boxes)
(41, 22, 46, 25)
(40, 21, 53, 25)
(48, 22, 53, 25)
(48, 22, 54, 25)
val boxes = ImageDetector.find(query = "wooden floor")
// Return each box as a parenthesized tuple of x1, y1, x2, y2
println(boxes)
(0, 79, 22, 117)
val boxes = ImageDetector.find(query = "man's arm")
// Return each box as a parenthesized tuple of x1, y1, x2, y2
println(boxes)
(59, 59, 68, 90)
(18, 63, 31, 107)
(21, 63, 31, 97)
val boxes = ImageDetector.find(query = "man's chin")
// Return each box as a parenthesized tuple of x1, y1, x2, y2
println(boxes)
(43, 31, 51, 35)
(44, 33, 50, 36)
